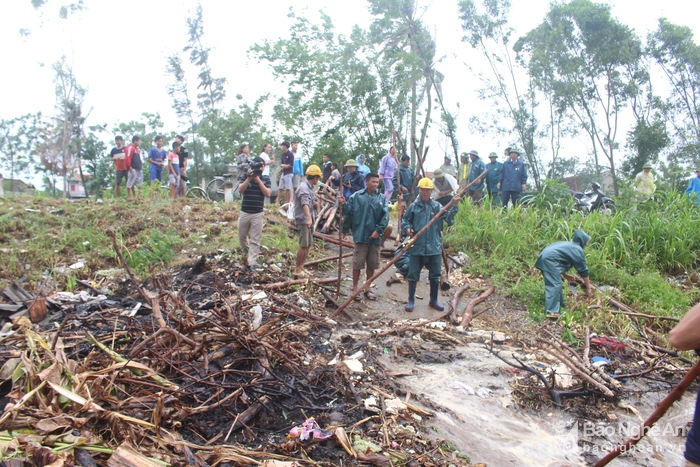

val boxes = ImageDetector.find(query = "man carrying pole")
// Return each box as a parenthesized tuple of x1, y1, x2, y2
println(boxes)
(339, 173, 389, 301)
(329, 170, 486, 319)
(402, 178, 460, 312)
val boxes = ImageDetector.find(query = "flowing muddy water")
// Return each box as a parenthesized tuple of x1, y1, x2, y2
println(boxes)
(332, 251, 694, 466)
(380, 340, 694, 466)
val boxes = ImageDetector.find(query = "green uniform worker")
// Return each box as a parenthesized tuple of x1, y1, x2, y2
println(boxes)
(485, 152, 502, 205)
(394, 155, 416, 203)
(402, 178, 460, 312)
(534, 230, 593, 316)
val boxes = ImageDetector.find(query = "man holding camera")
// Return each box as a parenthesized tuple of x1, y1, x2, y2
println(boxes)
(238, 157, 272, 273)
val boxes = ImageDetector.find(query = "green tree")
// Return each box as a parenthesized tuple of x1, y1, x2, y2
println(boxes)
(515, 0, 644, 195)
(459, 0, 543, 189)
(250, 9, 409, 165)
(648, 18, 700, 168)
(0, 113, 41, 190)
(367, 0, 448, 164)
(81, 129, 111, 196)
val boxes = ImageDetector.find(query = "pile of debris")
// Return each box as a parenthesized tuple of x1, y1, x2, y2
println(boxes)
(0, 252, 478, 467)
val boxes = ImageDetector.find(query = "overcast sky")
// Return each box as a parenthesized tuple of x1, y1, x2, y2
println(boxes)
(2, 0, 698, 172)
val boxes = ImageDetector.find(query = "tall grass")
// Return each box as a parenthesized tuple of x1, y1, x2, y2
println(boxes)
(445, 189, 700, 324)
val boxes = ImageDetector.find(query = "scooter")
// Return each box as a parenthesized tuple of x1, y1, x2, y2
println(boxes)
(570, 182, 617, 214)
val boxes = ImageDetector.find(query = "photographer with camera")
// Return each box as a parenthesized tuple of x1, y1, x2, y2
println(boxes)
(237, 157, 271, 273)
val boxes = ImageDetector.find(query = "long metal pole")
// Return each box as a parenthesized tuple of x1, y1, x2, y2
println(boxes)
(329, 171, 487, 320)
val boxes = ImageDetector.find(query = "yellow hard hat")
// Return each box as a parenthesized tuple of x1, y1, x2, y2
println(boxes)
(417, 177, 434, 189)
(305, 165, 322, 177)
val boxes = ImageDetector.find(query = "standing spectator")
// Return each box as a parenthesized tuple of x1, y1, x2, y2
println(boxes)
(147, 136, 167, 184)
(259, 142, 275, 184)
(378, 146, 398, 203)
(402, 177, 459, 312)
(110, 136, 127, 197)
(236, 143, 251, 181)
(292, 140, 304, 194)
(686, 169, 700, 204)
(238, 156, 272, 273)
(329, 162, 342, 191)
(440, 155, 457, 178)
(293, 165, 322, 277)
(279, 141, 294, 206)
(467, 150, 487, 205)
(498, 147, 528, 207)
(356, 154, 371, 177)
(175, 135, 189, 197)
(485, 152, 503, 205)
(634, 163, 656, 197)
(395, 154, 415, 211)
(340, 173, 389, 301)
(342, 159, 365, 199)
(457, 152, 470, 191)
(431, 168, 458, 207)
(535, 230, 593, 318)
(321, 154, 333, 184)
(668, 304, 700, 467)
(167, 142, 181, 199)
(124, 136, 143, 199)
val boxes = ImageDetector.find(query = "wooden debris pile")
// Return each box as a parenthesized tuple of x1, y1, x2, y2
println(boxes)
(0, 257, 477, 467)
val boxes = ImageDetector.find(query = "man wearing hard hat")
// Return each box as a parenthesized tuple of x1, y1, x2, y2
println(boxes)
(401, 178, 460, 313)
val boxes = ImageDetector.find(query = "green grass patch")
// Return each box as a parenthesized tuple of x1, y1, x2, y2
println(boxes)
(445, 183, 700, 336)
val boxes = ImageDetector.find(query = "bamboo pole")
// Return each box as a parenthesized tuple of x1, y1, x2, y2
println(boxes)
(337, 162, 344, 300)
(329, 171, 487, 320)
(594, 360, 700, 467)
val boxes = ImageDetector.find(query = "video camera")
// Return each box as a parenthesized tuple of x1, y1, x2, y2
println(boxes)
(242, 158, 264, 179)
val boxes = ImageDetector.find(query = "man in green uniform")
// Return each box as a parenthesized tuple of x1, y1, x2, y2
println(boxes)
(340, 173, 389, 301)
(402, 178, 460, 312)
(485, 152, 502, 206)
(394, 155, 416, 214)
(535, 230, 593, 318)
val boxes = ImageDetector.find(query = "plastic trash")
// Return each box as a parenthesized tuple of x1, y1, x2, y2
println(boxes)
(592, 356, 611, 367)
(288, 418, 332, 442)
(251, 305, 263, 330)
(591, 336, 626, 354)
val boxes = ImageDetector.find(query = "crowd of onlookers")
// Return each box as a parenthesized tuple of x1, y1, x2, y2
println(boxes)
(109, 134, 189, 199)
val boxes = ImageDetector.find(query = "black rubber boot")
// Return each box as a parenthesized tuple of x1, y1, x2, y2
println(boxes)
(405, 281, 417, 312)
(429, 281, 444, 311)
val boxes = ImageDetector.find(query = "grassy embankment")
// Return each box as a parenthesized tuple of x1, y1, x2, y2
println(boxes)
(445, 185, 700, 339)
(0, 184, 301, 290)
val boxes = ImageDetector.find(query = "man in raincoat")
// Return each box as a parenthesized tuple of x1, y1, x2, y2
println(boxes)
(466, 150, 487, 205)
(394, 155, 415, 208)
(485, 152, 502, 205)
(356, 154, 371, 177)
(342, 159, 365, 199)
(535, 230, 593, 318)
(634, 163, 656, 197)
(340, 173, 389, 301)
(402, 178, 460, 312)
(686, 169, 700, 204)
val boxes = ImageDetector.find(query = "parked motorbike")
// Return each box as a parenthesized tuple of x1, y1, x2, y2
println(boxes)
(570, 182, 617, 214)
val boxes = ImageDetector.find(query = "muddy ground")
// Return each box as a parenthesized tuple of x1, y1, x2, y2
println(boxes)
(309, 239, 696, 467)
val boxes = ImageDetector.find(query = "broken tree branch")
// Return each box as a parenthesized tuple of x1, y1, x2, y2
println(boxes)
(460, 286, 495, 328)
